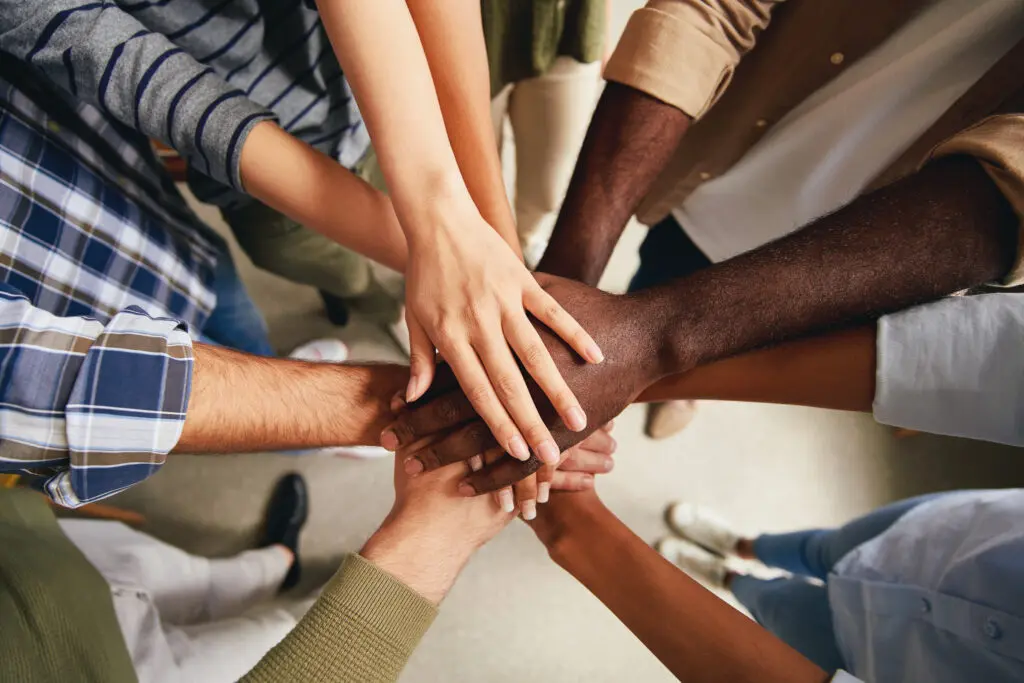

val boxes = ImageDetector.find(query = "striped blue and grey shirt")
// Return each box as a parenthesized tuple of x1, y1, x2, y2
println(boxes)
(0, 0, 368, 208)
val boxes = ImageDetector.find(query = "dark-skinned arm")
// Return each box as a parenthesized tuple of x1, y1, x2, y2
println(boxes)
(537, 83, 691, 284)
(387, 155, 1018, 494)
(529, 492, 832, 683)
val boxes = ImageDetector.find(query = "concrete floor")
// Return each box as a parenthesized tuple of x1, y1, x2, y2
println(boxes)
(107, 4, 1024, 679)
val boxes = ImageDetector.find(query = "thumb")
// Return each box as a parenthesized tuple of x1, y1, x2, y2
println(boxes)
(405, 310, 435, 402)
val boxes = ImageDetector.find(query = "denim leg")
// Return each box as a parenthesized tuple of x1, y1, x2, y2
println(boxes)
(200, 251, 274, 357)
(752, 492, 950, 579)
(730, 575, 845, 673)
(628, 214, 712, 293)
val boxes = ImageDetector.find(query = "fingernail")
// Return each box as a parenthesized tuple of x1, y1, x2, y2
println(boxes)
(380, 429, 399, 451)
(498, 488, 515, 513)
(521, 499, 537, 521)
(537, 482, 550, 504)
(608, 437, 618, 453)
(581, 474, 594, 489)
(537, 440, 560, 465)
(405, 376, 420, 403)
(565, 406, 587, 432)
(585, 341, 604, 364)
(390, 392, 406, 413)
(469, 455, 483, 472)
(508, 434, 530, 461)
(458, 482, 476, 497)
(404, 458, 424, 475)
(603, 458, 614, 472)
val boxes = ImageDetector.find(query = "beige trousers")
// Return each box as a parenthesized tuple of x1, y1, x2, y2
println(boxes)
(491, 57, 602, 263)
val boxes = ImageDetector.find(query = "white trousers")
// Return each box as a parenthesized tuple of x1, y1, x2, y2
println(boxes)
(60, 519, 313, 683)
(492, 57, 602, 263)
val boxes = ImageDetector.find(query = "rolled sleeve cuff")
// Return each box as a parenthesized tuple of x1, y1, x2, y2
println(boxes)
(166, 83, 275, 189)
(928, 114, 1024, 286)
(873, 294, 1024, 447)
(604, 7, 735, 119)
(46, 307, 194, 507)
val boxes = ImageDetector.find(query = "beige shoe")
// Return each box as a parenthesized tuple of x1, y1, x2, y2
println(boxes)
(644, 400, 697, 440)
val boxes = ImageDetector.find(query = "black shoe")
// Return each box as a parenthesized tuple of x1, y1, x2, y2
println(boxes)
(260, 473, 309, 592)
(319, 291, 350, 327)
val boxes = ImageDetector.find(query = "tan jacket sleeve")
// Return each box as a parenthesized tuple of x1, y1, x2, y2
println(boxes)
(240, 554, 438, 683)
(603, 0, 786, 119)
(929, 114, 1024, 286)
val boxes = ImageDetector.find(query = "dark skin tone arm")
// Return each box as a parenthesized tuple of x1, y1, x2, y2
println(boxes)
(382, 154, 1017, 494)
(528, 490, 829, 683)
(537, 83, 692, 285)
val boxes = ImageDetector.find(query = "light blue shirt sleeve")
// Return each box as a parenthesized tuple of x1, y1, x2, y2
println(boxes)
(873, 293, 1024, 445)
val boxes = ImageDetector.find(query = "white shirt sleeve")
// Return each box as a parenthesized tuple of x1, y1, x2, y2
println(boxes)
(873, 293, 1024, 445)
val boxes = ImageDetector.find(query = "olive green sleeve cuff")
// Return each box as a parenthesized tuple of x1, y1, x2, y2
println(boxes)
(241, 553, 438, 683)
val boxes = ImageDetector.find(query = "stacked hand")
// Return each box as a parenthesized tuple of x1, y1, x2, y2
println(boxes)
(384, 274, 672, 509)
(400, 207, 605, 470)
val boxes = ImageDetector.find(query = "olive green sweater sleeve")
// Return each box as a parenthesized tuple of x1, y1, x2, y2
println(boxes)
(240, 553, 438, 683)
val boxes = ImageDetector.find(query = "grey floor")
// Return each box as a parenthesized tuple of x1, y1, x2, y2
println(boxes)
(106, 4, 1024, 679)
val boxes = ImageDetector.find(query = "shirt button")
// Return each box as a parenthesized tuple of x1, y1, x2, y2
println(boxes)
(755, 118, 769, 128)
(919, 598, 931, 614)
(699, 171, 712, 181)
(46, 120, 61, 133)
(830, 52, 845, 65)
(556, 0, 566, 10)
(984, 618, 1002, 640)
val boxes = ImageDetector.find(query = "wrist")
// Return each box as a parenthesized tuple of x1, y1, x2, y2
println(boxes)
(533, 494, 610, 562)
(392, 171, 475, 243)
(630, 286, 702, 380)
(360, 515, 477, 605)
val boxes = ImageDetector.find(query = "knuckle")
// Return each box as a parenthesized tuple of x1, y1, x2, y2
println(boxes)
(543, 302, 562, 322)
(436, 395, 463, 425)
(466, 383, 492, 408)
(521, 342, 547, 370)
(493, 373, 520, 403)
(466, 422, 495, 449)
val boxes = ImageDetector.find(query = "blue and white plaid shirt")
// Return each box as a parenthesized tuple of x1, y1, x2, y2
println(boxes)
(0, 57, 221, 506)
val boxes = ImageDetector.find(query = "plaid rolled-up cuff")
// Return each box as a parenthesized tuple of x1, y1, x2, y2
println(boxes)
(0, 289, 194, 507)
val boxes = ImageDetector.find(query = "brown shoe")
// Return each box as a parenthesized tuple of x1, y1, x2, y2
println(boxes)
(644, 400, 698, 440)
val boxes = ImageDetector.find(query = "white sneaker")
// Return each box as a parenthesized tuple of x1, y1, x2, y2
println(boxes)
(655, 536, 727, 588)
(313, 445, 390, 459)
(664, 502, 741, 557)
(289, 338, 349, 363)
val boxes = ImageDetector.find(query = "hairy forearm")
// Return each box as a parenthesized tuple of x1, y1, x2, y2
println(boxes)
(240, 121, 408, 272)
(639, 326, 877, 412)
(542, 498, 827, 683)
(176, 344, 407, 453)
(538, 83, 691, 284)
(648, 156, 1018, 377)
(407, 0, 520, 255)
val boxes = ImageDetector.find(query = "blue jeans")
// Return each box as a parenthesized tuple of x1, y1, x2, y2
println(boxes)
(628, 214, 712, 293)
(731, 493, 948, 672)
(199, 251, 274, 356)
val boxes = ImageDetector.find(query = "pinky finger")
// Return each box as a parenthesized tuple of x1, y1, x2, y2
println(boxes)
(524, 286, 603, 364)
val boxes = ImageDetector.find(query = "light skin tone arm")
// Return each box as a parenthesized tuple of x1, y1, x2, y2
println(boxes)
(175, 343, 408, 453)
(405, 0, 520, 254)
(386, 155, 1018, 493)
(315, 0, 602, 473)
(530, 492, 829, 683)
(537, 83, 692, 285)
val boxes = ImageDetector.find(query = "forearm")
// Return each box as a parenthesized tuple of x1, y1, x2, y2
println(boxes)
(317, 0, 477, 245)
(538, 83, 691, 284)
(542, 498, 827, 683)
(649, 156, 1018, 377)
(240, 121, 408, 272)
(639, 326, 877, 412)
(175, 344, 407, 453)
(407, 0, 520, 254)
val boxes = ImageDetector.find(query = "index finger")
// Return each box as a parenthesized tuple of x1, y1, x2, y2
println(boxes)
(382, 390, 476, 450)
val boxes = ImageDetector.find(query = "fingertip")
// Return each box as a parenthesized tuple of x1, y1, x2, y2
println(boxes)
(564, 406, 587, 432)
(457, 481, 476, 497)
(584, 340, 604, 364)
(380, 429, 399, 451)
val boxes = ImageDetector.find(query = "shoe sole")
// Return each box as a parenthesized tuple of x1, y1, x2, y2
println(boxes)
(663, 503, 728, 558)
